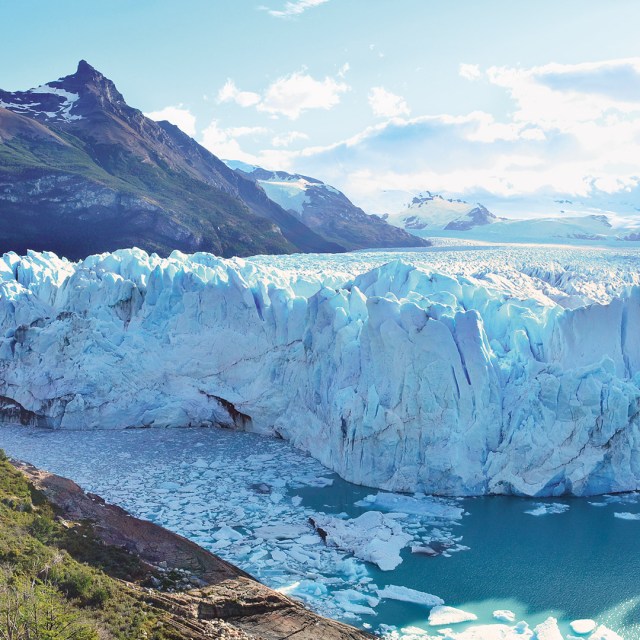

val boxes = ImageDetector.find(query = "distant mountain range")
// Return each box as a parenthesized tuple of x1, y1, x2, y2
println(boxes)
(0, 61, 424, 260)
(384, 190, 640, 244)
(383, 192, 500, 232)
(228, 161, 428, 251)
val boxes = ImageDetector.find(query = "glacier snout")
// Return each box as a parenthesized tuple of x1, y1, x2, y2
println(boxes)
(1, 248, 639, 497)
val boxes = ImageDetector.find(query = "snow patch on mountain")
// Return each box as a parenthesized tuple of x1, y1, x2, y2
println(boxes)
(0, 84, 82, 122)
(2, 246, 640, 497)
(257, 176, 313, 214)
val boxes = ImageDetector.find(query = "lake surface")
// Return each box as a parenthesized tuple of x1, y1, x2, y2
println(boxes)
(1, 425, 638, 639)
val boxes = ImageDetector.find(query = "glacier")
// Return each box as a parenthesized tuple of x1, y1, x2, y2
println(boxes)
(2, 245, 640, 497)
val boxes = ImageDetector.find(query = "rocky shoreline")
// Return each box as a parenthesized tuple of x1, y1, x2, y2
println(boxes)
(12, 459, 372, 640)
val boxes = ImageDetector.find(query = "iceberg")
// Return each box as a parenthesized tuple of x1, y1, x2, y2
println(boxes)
(569, 619, 596, 635)
(2, 247, 640, 496)
(376, 585, 443, 607)
(428, 605, 478, 625)
(310, 511, 412, 570)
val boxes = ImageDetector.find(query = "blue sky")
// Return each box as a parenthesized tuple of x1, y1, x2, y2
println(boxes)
(3, 0, 640, 213)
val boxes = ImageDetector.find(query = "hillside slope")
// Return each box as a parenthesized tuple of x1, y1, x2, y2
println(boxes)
(0, 451, 370, 640)
(229, 162, 429, 251)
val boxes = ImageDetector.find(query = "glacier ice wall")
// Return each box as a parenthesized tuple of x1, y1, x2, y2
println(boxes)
(1, 248, 640, 497)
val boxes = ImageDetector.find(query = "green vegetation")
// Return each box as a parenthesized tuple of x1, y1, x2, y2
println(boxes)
(0, 451, 194, 639)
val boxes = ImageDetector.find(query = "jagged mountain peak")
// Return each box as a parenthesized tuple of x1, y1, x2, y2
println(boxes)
(50, 59, 125, 103)
(0, 60, 127, 124)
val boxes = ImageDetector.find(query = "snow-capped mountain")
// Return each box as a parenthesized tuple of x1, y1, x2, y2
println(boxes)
(227, 161, 428, 251)
(384, 190, 640, 243)
(383, 192, 500, 232)
(0, 61, 343, 259)
(3, 247, 640, 497)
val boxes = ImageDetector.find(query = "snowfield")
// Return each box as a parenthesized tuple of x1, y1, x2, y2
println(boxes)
(2, 244, 640, 496)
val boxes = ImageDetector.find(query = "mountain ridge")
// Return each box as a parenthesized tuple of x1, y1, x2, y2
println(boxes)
(228, 161, 429, 251)
(0, 61, 343, 259)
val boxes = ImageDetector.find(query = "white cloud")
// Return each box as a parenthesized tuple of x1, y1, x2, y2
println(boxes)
(144, 105, 196, 137)
(368, 86, 410, 118)
(272, 131, 309, 147)
(268, 57, 640, 212)
(200, 120, 296, 169)
(200, 121, 267, 163)
(203, 57, 640, 215)
(258, 71, 350, 119)
(459, 63, 482, 81)
(337, 62, 350, 78)
(265, 0, 330, 19)
(215, 71, 349, 120)
(217, 79, 261, 108)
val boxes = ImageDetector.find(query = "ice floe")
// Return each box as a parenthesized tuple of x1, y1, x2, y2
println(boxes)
(569, 619, 596, 635)
(309, 511, 412, 571)
(524, 503, 570, 516)
(532, 617, 563, 640)
(493, 610, 517, 623)
(428, 605, 478, 625)
(376, 585, 444, 607)
(613, 511, 640, 520)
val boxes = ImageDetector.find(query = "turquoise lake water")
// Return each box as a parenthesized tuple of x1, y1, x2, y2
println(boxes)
(1, 425, 638, 639)
(298, 479, 640, 638)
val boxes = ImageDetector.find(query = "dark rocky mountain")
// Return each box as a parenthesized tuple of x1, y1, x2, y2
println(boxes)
(228, 162, 429, 251)
(0, 61, 342, 259)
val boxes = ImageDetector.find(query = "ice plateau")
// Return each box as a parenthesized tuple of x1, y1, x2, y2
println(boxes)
(2, 245, 640, 497)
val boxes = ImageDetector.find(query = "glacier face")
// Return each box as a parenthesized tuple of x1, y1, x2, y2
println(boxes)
(1, 246, 640, 497)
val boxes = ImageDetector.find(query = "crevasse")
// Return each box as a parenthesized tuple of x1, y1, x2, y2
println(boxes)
(1, 248, 639, 497)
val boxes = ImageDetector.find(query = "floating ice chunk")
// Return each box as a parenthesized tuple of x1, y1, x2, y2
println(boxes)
(376, 585, 443, 607)
(437, 624, 533, 639)
(411, 545, 439, 556)
(493, 611, 516, 623)
(524, 503, 570, 516)
(400, 626, 430, 636)
(211, 525, 243, 541)
(333, 589, 379, 616)
(569, 619, 596, 635)
(428, 605, 478, 626)
(602, 493, 640, 504)
(271, 549, 287, 562)
(311, 511, 412, 571)
(355, 492, 464, 519)
(253, 523, 310, 539)
(588, 626, 623, 640)
(302, 476, 334, 488)
(614, 511, 640, 520)
(532, 617, 562, 640)
(158, 481, 181, 490)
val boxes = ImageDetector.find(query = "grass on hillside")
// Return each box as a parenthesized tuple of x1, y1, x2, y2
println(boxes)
(0, 450, 196, 640)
